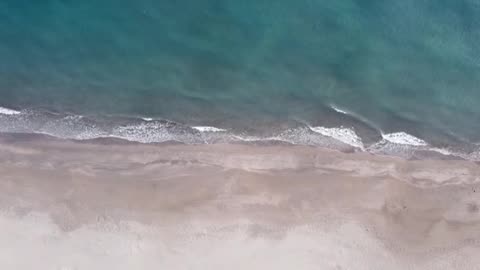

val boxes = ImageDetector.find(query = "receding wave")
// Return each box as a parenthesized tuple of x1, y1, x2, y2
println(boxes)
(0, 108, 478, 161)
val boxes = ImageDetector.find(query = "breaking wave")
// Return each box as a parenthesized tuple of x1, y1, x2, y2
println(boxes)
(0, 106, 21, 115)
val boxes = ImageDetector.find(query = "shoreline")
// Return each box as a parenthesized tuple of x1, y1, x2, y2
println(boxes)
(1, 135, 480, 269)
(2, 106, 478, 162)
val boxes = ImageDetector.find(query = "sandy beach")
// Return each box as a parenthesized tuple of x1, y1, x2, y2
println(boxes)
(0, 134, 480, 269)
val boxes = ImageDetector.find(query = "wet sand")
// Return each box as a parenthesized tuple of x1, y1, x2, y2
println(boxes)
(1, 134, 480, 269)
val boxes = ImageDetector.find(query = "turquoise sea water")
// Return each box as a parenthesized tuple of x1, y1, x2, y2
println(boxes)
(1, 1, 480, 158)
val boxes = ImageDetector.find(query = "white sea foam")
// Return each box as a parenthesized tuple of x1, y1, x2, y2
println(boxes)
(429, 147, 456, 156)
(63, 115, 84, 120)
(142, 117, 153, 121)
(231, 135, 287, 143)
(111, 122, 174, 143)
(192, 126, 227, 132)
(382, 132, 427, 146)
(330, 104, 348, 115)
(309, 126, 364, 149)
(0, 106, 21, 115)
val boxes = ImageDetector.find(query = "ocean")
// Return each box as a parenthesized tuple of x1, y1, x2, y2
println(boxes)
(1, 0, 480, 159)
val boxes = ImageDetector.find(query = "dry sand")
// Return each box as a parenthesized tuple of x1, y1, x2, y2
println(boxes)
(0, 134, 480, 269)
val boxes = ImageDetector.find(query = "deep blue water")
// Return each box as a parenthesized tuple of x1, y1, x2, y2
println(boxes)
(1, 1, 480, 157)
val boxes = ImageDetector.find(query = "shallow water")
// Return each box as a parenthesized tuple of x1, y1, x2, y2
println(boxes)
(1, 1, 480, 156)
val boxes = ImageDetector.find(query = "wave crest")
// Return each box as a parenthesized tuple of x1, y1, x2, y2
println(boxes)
(309, 126, 364, 150)
(382, 132, 427, 146)
(192, 126, 227, 133)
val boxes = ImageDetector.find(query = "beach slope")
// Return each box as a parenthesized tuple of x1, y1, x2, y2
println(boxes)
(0, 135, 480, 269)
